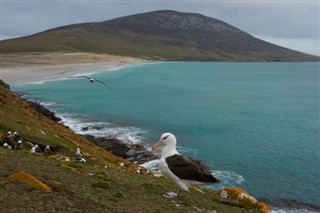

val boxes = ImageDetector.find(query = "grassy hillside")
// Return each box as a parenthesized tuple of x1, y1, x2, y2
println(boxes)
(1, 10, 319, 62)
(0, 79, 268, 212)
(1, 30, 223, 61)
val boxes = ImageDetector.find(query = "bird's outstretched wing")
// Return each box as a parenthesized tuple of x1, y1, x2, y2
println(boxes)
(165, 154, 220, 183)
(95, 80, 113, 92)
(70, 76, 112, 92)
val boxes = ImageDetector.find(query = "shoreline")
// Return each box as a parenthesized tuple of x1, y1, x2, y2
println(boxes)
(0, 52, 148, 85)
(21, 97, 159, 165)
(18, 99, 320, 213)
(3, 56, 319, 213)
(21, 96, 320, 213)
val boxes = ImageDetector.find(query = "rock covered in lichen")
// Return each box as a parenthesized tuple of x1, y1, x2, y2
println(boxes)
(214, 187, 271, 213)
(7, 171, 52, 192)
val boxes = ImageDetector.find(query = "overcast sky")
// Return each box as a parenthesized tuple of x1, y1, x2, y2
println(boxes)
(1, 0, 319, 56)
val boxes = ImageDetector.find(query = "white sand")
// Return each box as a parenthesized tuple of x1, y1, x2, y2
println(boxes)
(0, 53, 147, 85)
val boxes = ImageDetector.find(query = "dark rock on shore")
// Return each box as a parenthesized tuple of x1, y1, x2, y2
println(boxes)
(260, 198, 320, 212)
(84, 134, 158, 164)
(25, 100, 61, 122)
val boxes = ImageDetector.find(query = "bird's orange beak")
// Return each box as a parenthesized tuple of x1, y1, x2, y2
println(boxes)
(152, 140, 162, 151)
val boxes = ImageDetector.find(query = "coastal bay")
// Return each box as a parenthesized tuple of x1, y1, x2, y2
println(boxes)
(1, 5, 319, 213)
(10, 61, 320, 213)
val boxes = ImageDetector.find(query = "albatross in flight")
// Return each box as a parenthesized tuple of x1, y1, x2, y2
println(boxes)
(152, 133, 219, 198)
(75, 76, 113, 92)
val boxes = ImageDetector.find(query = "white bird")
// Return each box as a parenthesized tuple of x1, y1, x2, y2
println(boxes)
(30, 144, 41, 153)
(13, 132, 22, 142)
(75, 76, 112, 92)
(44, 145, 52, 153)
(76, 147, 83, 158)
(3, 143, 12, 150)
(6, 131, 12, 137)
(152, 133, 219, 198)
(30, 146, 36, 153)
(136, 167, 142, 174)
(3, 131, 15, 148)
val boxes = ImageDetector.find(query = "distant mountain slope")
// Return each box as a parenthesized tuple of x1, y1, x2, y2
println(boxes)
(1, 10, 319, 61)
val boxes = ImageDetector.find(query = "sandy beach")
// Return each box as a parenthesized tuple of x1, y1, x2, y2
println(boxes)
(0, 52, 147, 85)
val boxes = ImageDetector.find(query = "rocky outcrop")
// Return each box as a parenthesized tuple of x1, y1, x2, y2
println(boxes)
(0, 79, 10, 90)
(84, 135, 158, 164)
(25, 100, 61, 122)
(214, 187, 272, 213)
(7, 171, 52, 192)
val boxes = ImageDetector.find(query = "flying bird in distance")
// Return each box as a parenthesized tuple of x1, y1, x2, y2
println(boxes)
(73, 76, 113, 92)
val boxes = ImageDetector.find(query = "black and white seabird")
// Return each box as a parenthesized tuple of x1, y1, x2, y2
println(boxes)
(6, 131, 12, 137)
(76, 147, 83, 157)
(44, 145, 52, 153)
(30, 144, 42, 153)
(75, 156, 86, 163)
(75, 147, 86, 163)
(13, 131, 21, 142)
(76, 76, 113, 92)
(15, 140, 23, 149)
(3, 143, 12, 150)
(152, 133, 219, 197)
(3, 131, 16, 148)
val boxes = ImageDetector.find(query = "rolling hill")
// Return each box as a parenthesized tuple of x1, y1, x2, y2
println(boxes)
(1, 10, 319, 61)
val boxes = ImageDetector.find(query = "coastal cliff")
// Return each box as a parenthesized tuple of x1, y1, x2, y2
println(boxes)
(0, 79, 270, 212)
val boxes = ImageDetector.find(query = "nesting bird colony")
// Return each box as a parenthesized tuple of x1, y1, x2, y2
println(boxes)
(1, 131, 86, 163)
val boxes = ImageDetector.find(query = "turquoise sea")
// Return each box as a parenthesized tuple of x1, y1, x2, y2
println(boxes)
(13, 62, 320, 212)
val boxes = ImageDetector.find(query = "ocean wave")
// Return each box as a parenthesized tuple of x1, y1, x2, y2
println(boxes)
(177, 146, 199, 156)
(57, 113, 147, 144)
(40, 101, 64, 108)
(72, 71, 101, 77)
(206, 170, 245, 191)
(266, 198, 320, 213)
(71, 65, 128, 77)
(22, 98, 64, 109)
(272, 207, 319, 213)
(71, 62, 152, 77)
(107, 62, 162, 71)
(141, 159, 159, 170)
(26, 77, 70, 85)
(107, 65, 132, 72)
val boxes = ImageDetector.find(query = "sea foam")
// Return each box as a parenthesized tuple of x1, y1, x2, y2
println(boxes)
(272, 207, 319, 213)
(57, 113, 146, 144)
(26, 77, 70, 85)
